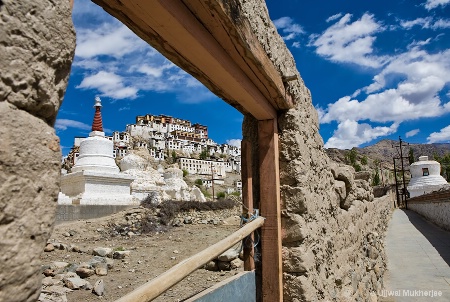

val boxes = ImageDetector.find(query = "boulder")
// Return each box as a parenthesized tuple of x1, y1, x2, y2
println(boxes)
(92, 279, 105, 296)
(218, 249, 239, 262)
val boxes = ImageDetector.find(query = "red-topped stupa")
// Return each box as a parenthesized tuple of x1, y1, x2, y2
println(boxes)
(71, 96, 117, 173)
(91, 96, 104, 132)
(59, 97, 135, 205)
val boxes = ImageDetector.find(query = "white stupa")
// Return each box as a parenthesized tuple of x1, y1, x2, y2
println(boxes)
(407, 155, 449, 198)
(59, 97, 136, 205)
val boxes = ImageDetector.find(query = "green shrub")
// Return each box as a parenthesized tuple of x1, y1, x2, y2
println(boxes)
(195, 179, 203, 186)
(182, 169, 188, 177)
(216, 191, 226, 199)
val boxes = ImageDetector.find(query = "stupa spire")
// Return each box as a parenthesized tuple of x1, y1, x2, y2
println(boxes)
(91, 96, 104, 132)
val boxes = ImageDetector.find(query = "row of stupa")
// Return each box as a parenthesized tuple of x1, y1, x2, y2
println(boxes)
(58, 97, 135, 205)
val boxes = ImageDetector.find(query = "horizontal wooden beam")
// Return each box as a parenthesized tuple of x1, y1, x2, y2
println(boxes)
(114, 217, 265, 302)
(181, 0, 294, 111)
(91, 0, 293, 119)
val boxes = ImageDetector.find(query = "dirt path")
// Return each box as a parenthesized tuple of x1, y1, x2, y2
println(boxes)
(41, 207, 244, 301)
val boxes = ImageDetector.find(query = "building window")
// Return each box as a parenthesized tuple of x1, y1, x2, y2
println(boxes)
(422, 168, 429, 176)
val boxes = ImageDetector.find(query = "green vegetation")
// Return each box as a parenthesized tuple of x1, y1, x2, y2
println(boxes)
(182, 169, 188, 177)
(372, 167, 381, 186)
(361, 155, 368, 165)
(345, 148, 358, 165)
(194, 179, 203, 186)
(199, 150, 208, 160)
(171, 150, 177, 163)
(216, 191, 226, 199)
(408, 148, 415, 165)
(434, 152, 450, 182)
(229, 191, 241, 197)
(345, 147, 363, 172)
(114, 246, 125, 251)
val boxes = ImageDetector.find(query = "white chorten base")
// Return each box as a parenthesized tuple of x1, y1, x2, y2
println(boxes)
(408, 183, 450, 198)
(59, 171, 137, 205)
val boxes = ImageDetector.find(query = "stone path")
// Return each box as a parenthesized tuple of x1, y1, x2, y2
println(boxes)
(383, 209, 450, 301)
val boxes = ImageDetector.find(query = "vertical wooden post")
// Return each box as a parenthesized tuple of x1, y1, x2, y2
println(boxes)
(241, 139, 254, 271)
(258, 119, 283, 302)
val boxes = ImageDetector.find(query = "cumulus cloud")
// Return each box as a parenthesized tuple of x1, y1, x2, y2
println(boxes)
(77, 71, 139, 99)
(309, 13, 388, 68)
(324, 120, 398, 149)
(71, 2, 217, 103)
(55, 119, 92, 131)
(424, 0, 450, 10)
(76, 25, 146, 59)
(321, 46, 450, 148)
(406, 129, 420, 138)
(226, 139, 242, 147)
(273, 17, 305, 41)
(427, 125, 450, 143)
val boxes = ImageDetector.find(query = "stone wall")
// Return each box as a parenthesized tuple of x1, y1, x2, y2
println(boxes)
(408, 190, 450, 231)
(0, 1, 75, 301)
(241, 1, 393, 300)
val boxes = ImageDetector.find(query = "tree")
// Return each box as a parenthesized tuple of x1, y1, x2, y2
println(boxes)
(408, 148, 415, 165)
(361, 155, 368, 165)
(199, 150, 208, 160)
(216, 191, 226, 199)
(194, 179, 203, 186)
(171, 150, 177, 163)
(345, 147, 358, 165)
(372, 168, 381, 186)
(353, 163, 362, 172)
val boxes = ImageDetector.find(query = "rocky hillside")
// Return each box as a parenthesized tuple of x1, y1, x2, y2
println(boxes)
(327, 139, 450, 166)
(357, 139, 450, 163)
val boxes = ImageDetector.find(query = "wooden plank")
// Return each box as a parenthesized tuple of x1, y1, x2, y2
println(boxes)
(258, 119, 283, 302)
(115, 217, 265, 302)
(181, 0, 294, 110)
(92, 0, 277, 120)
(241, 139, 254, 271)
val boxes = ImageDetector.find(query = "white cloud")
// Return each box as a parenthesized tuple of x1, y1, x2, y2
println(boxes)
(55, 119, 91, 131)
(226, 139, 242, 147)
(427, 125, 450, 143)
(425, 0, 450, 10)
(400, 17, 450, 30)
(71, 6, 217, 104)
(432, 18, 450, 29)
(273, 17, 305, 41)
(77, 71, 138, 99)
(310, 13, 388, 68)
(326, 13, 343, 23)
(406, 129, 420, 138)
(75, 25, 146, 59)
(321, 46, 450, 147)
(400, 17, 432, 29)
(324, 120, 398, 149)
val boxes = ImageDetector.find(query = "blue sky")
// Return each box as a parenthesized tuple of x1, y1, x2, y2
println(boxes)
(56, 0, 450, 154)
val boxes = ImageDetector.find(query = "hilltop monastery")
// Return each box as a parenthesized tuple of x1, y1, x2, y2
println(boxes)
(64, 104, 242, 191)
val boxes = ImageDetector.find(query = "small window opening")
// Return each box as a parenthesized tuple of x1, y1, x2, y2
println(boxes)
(422, 168, 429, 176)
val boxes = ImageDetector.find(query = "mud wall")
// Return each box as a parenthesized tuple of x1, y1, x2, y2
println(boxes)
(408, 190, 450, 231)
(0, 1, 75, 301)
(241, 1, 393, 301)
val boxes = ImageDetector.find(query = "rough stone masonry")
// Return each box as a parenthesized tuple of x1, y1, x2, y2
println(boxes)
(0, 1, 75, 301)
(0, 0, 393, 301)
(241, 1, 392, 301)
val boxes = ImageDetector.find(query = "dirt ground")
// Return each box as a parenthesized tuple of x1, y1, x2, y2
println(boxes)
(41, 208, 244, 301)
